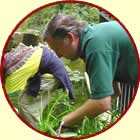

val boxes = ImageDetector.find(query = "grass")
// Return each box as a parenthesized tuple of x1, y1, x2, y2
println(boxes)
(37, 89, 75, 136)
(8, 71, 121, 138)
(37, 86, 121, 138)
(77, 110, 120, 137)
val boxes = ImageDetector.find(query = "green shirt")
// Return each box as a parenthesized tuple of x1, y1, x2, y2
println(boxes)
(79, 21, 138, 99)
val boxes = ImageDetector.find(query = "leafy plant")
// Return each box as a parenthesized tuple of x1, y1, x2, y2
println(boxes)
(37, 89, 75, 136)
(19, 3, 100, 32)
(8, 67, 121, 138)
(37, 84, 121, 138)
(77, 110, 120, 137)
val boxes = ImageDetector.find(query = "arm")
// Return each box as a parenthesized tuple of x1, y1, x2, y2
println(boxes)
(39, 46, 74, 99)
(62, 96, 111, 127)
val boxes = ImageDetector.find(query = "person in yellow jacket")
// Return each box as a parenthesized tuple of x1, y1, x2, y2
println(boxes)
(3, 43, 74, 129)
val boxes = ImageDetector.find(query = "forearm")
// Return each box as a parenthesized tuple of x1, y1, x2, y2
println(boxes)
(62, 96, 111, 126)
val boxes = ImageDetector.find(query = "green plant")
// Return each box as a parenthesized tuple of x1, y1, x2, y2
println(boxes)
(9, 68, 121, 138)
(37, 87, 121, 137)
(19, 3, 100, 32)
(77, 109, 120, 137)
(37, 89, 75, 136)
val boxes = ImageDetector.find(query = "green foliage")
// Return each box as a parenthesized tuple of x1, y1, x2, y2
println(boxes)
(6, 37, 17, 52)
(37, 88, 120, 137)
(37, 69, 121, 137)
(9, 90, 120, 138)
(37, 89, 75, 135)
(8, 91, 19, 108)
(9, 70, 121, 138)
(37, 69, 88, 136)
(63, 58, 85, 73)
(77, 110, 120, 137)
(19, 3, 100, 32)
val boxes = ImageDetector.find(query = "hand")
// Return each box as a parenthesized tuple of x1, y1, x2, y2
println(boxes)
(56, 121, 76, 136)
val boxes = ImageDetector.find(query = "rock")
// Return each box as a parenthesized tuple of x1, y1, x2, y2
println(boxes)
(13, 32, 23, 45)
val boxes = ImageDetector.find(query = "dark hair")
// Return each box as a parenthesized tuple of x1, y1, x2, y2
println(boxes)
(42, 14, 87, 41)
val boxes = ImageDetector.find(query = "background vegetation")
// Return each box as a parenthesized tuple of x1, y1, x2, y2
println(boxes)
(12, 3, 100, 72)
(19, 3, 100, 32)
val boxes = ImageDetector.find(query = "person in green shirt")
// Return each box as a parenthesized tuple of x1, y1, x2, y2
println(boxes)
(42, 14, 138, 131)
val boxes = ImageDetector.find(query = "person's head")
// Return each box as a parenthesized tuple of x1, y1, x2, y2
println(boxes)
(42, 14, 87, 60)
